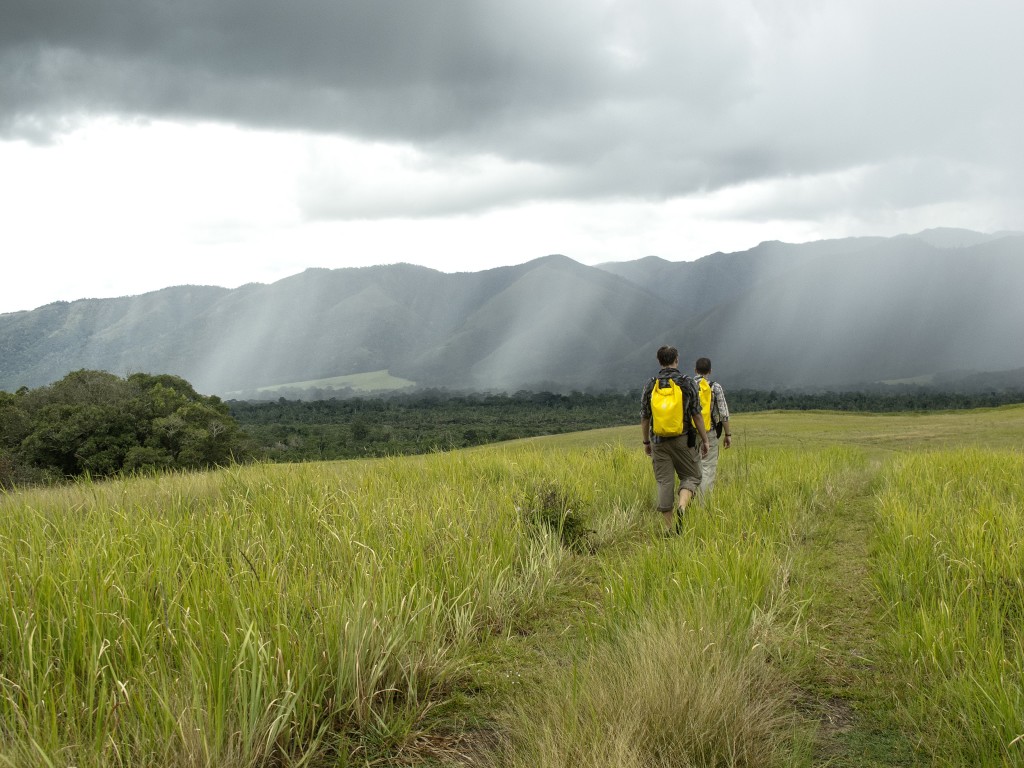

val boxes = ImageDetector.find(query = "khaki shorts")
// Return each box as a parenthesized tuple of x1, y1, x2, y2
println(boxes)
(651, 436, 702, 511)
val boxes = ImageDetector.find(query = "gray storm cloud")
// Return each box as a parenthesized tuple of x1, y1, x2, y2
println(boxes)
(1, 0, 1022, 220)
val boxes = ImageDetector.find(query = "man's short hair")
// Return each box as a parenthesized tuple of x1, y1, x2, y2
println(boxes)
(695, 357, 712, 375)
(657, 346, 678, 366)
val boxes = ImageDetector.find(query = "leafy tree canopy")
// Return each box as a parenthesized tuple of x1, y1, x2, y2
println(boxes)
(0, 370, 245, 487)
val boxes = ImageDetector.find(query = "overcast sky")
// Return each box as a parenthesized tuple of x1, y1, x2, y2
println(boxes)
(2, 0, 1022, 314)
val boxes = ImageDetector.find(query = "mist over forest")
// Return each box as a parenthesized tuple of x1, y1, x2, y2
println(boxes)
(2, 228, 1023, 398)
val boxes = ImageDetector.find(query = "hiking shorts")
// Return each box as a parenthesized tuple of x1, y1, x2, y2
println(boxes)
(651, 436, 702, 511)
(698, 430, 720, 496)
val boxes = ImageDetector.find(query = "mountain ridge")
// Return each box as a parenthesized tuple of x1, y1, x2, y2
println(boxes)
(2, 230, 1022, 395)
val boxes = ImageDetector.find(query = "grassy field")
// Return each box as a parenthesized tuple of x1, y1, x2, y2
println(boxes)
(1, 406, 1022, 766)
(227, 370, 416, 397)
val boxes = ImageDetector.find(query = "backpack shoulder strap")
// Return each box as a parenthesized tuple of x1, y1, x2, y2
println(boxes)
(708, 380, 724, 427)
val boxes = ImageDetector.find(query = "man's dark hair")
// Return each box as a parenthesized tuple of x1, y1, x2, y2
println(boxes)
(695, 357, 712, 375)
(657, 346, 678, 366)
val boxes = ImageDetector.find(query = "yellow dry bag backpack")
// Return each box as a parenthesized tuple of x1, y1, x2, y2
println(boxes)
(650, 376, 685, 437)
(692, 376, 724, 437)
(694, 377, 713, 432)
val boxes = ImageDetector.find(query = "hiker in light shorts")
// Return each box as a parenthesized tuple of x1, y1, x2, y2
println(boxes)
(693, 357, 732, 497)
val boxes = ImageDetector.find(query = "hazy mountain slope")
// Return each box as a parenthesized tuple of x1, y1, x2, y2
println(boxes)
(906, 227, 1023, 249)
(407, 255, 669, 390)
(188, 266, 446, 390)
(670, 235, 1024, 389)
(596, 236, 886, 314)
(165, 263, 544, 391)
(0, 256, 665, 393)
(0, 285, 231, 391)
(2, 231, 1021, 395)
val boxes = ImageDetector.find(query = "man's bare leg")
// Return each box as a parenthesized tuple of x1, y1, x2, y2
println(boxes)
(675, 488, 695, 531)
(678, 488, 695, 512)
(661, 509, 675, 532)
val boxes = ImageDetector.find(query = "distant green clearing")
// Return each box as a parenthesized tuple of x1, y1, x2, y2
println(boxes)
(239, 369, 416, 395)
(880, 373, 936, 385)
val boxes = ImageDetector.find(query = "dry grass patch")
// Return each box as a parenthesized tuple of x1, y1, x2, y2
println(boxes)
(496, 616, 798, 768)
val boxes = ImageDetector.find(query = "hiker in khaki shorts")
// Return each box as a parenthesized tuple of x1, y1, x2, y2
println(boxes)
(640, 346, 710, 534)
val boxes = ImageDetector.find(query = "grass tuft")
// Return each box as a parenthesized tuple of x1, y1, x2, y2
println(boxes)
(518, 480, 595, 554)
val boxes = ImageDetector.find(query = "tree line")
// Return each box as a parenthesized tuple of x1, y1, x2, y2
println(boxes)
(3, 369, 1023, 487)
(227, 386, 1024, 464)
(227, 389, 636, 462)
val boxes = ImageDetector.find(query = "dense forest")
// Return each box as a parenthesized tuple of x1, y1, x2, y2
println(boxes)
(228, 390, 635, 461)
(228, 386, 1024, 463)
(3, 369, 1023, 487)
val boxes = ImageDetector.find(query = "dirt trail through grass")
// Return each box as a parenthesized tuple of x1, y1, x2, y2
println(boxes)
(797, 458, 921, 767)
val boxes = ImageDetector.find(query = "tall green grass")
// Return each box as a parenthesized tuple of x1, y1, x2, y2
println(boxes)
(0, 442, 653, 766)
(4, 407, 1024, 766)
(873, 448, 1024, 766)
(493, 447, 865, 768)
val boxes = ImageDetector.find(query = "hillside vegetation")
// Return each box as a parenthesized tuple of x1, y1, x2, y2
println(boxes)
(1, 406, 1022, 766)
